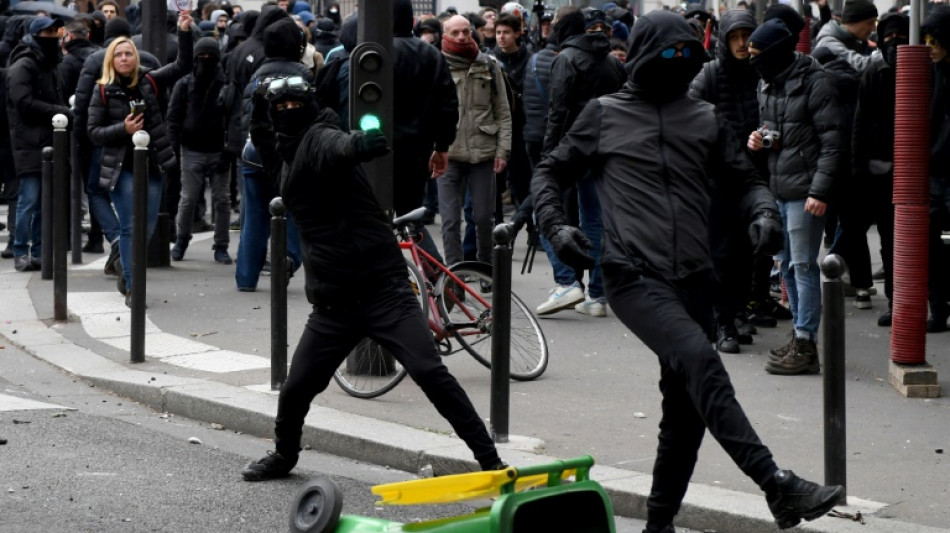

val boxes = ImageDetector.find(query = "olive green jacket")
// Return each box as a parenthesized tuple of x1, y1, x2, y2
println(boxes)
(444, 51, 512, 163)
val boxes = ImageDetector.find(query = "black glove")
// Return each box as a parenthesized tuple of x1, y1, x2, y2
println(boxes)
(748, 212, 784, 256)
(356, 129, 389, 162)
(548, 224, 595, 272)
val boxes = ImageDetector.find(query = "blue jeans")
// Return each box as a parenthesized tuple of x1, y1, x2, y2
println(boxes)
(577, 175, 604, 299)
(13, 173, 41, 258)
(776, 198, 824, 339)
(235, 166, 301, 290)
(110, 170, 162, 291)
(86, 147, 119, 243)
(539, 233, 577, 286)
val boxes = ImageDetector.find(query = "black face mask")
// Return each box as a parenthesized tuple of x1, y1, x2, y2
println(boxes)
(271, 100, 319, 162)
(35, 36, 61, 63)
(194, 57, 218, 79)
(751, 49, 795, 82)
(635, 55, 701, 102)
(881, 36, 908, 67)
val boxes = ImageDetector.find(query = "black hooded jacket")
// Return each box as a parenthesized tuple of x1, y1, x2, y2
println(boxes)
(5, 34, 69, 178)
(60, 37, 99, 98)
(522, 41, 558, 144)
(542, 31, 625, 153)
(167, 39, 227, 153)
(256, 108, 407, 305)
(532, 11, 777, 282)
(689, 10, 761, 145)
(392, 0, 458, 157)
(852, 56, 897, 180)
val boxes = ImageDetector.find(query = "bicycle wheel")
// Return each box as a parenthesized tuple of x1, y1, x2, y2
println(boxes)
(332, 260, 423, 398)
(436, 262, 548, 380)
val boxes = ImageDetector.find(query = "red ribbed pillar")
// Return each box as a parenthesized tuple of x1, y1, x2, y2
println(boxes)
(891, 45, 932, 365)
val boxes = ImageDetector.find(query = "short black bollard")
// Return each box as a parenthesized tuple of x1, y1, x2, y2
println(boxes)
(41, 147, 53, 280)
(52, 114, 69, 321)
(69, 98, 83, 265)
(820, 254, 847, 504)
(130, 131, 150, 364)
(270, 197, 288, 390)
(490, 223, 514, 444)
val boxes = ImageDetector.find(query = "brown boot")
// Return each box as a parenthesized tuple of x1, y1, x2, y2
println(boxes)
(769, 330, 795, 359)
(766, 337, 820, 375)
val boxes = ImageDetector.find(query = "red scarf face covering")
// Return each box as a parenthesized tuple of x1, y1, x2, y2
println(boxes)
(442, 35, 479, 61)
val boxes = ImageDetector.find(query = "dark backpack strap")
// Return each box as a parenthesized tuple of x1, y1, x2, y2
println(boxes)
(145, 73, 159, 96)
(99, 83, 106, 106)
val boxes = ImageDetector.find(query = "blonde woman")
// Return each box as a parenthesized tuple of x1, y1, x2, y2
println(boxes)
(87, 11, 193, 308)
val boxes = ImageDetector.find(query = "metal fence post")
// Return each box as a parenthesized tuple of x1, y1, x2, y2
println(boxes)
(52, 114, 69, 321)
(490, 223, 513, 444)
(820, 254, 847, 504)
(270, 197, 288, 390)
(130, 131, 150, 364)
(41, 147, 53, 280)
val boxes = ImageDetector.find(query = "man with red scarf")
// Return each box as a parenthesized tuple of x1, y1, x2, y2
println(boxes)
(438, 15, 512, 267)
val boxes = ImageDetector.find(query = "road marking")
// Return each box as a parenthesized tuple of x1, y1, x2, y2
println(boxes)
(0, 393, 70, 412)
(69, 292, 269, 374)
(70, 232, 215, 271)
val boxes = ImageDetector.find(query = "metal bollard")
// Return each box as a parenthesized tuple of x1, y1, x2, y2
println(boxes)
(41, 147, 53, 280)
(820, 254, 847, 504)
(130, 131, 150, 364)
(269, 197, 288, 390)
(69, 96, 82, 265)
(490, 223, 514, 444)
(52, 114, 69, 321)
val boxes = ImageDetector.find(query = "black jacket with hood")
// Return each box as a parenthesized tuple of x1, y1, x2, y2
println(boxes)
(689, 9, 761, 146)
(392, 0, 458, 158)
(252, 107, 406, 305)
(87, 30, 193, 190)
(521, 41, 558, 144)
(532, 11, 777, 282)
(167, 38, 228, 153)
(61, 37, 99, 98)
(756, 52, 841, 202)
(543, 24, 626, 153)
(6, 34, 70, 178)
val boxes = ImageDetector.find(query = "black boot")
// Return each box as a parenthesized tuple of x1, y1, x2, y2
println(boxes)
(213, 245, 233, 265)
(716, 324, 740, 354)
(242, 451, 298, 481)
(767, 470, 843, 529)
(1, 240, 13, 259)
(171, 236, 190, 261)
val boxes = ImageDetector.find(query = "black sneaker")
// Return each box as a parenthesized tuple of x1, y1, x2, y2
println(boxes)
(717, 325, 740, 354)
(768, 469, 843, 529)
(82, 239, 104, 254)
(877, 308, 892, 327)
(1, 242, 13, 259)
(642, 526, 675, 533)
(213, 246, 233, 265)
(171, 237, 190, 261)
(14, 255, 33, 272)
(242, 451, 298, 481)
(480, 459, 509, 471)
(104, 245, 120, 276)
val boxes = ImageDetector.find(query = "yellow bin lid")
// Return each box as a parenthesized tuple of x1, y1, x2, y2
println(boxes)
(372, 467, 577, 506)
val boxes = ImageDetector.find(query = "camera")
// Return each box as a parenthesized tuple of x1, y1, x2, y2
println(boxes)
(129, 99, 146, 116)
(757, 127, 781, 149)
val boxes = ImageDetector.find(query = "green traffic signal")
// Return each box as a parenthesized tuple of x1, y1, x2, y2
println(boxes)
(359, 114, 381, 131)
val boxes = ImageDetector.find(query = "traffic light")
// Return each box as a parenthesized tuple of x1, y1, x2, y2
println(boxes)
(349, 40, 393, 211)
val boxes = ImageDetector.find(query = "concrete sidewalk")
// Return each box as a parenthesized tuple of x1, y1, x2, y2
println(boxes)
(1, 223, 948, 533)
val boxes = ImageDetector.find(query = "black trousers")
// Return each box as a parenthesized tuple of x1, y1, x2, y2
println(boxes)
(273, 279, 499, 468)
(603, 267, 777, 526)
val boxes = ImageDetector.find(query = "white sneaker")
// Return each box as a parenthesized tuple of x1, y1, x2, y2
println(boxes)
(575, 297, 608, 317)
(536, 282, 585, 315)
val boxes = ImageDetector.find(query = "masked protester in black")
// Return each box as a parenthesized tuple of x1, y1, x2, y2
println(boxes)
(532, 11, 842, 533)
(852, 13, 909, 327)
(240, 77, 504, 482)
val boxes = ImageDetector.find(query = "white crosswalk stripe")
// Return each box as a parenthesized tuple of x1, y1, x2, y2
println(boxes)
(0, 393, 71, 412)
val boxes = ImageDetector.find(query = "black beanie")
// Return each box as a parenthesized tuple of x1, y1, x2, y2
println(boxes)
(749, 18, 793, 53)
(841, 0, 878, 24)
(763, 4, 804, 40)
(263, 18, 304, 61)
(878, 13, 909, 39)
(104, 17, 132, 40)
(194, 37, 221, 60)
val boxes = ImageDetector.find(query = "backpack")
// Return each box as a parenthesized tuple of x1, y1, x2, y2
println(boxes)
(488, 58, 518, 120)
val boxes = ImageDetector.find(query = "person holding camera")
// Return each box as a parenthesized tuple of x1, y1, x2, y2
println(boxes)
(747, 19, 842, 375)
(87, 11, 194, 307)
(240, 76, 505, 482)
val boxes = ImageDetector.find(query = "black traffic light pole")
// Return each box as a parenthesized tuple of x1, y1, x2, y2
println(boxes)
(351, 0, 394, 213)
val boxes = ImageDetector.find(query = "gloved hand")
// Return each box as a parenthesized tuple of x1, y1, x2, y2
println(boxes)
(356, 128, 389, 162)
(548, 224, 595, 272)
(748, 212, 784, 256)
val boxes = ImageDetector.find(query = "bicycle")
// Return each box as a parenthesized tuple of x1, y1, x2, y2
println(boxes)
(333, 207, 549, 399)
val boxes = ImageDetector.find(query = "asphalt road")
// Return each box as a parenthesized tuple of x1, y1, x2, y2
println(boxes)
(0, 343, 691, 533)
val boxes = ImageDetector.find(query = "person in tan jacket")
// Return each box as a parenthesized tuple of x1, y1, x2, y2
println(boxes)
(438, 14, 511, 266)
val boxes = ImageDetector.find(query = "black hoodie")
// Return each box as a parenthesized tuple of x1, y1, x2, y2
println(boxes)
(689, 10, 761, 148)
(542, 30, 625, 153)
(533, 10, 776, 282)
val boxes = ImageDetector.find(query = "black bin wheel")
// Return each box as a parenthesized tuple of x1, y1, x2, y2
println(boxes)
(289, 476, 343, 533)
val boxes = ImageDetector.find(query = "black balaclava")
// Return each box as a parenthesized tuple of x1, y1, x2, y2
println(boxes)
(627, 11, 704, 103)
(748, 19, 796, 82)
(269, 94, 320, 162)
(91, 11, 106, 44)
(263, 18, 305, 61)
(878, 13, 910, 67)
(326, 2, 342, 26)
(104, 17, 132, 41)
(393, 0, 414, 37)
(193, 37, 221, 79)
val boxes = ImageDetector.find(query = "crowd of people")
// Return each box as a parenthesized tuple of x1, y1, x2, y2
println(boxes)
(0, 0, 949, 531)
